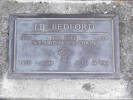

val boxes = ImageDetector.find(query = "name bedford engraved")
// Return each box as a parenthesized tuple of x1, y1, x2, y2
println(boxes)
(34, 23, 95, 32)
(8, 14, 120, 78)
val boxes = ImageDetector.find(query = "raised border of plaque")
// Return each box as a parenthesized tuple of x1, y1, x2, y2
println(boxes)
(8, 14, 120, 78)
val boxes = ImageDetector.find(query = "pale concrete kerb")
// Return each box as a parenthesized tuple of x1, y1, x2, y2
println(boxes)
(0, 74, 129, 99)
(10, 0, 113, 3)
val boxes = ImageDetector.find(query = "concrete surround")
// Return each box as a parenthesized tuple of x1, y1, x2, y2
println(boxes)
(0, 0, 133, 99)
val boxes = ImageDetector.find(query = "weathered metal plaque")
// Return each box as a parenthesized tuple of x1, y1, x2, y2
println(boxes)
(8, 14, 120, 78)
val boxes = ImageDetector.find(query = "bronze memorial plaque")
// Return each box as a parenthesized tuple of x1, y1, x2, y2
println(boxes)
(8, 14, 120, 78)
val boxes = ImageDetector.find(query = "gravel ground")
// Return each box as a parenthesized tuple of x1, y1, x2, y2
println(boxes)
(0, 0, 133, 99)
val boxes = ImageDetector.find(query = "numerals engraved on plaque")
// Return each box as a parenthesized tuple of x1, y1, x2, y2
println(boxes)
(37, 60, 54, 66)
(19, 60, 32, 65)
(75, 59, 109, 66)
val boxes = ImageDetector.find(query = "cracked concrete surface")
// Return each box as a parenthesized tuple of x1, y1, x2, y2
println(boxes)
(0, 0, 133, 99)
